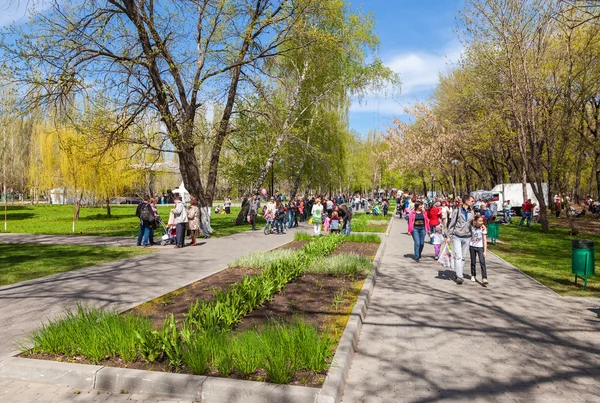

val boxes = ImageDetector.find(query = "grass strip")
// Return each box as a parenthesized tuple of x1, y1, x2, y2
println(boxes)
(25, 306, 332, 384)
(1, 205, 262, 238)
(491, 223, 600, 297)
(306, 254, 373, 277)
(0, 243, 153, 286)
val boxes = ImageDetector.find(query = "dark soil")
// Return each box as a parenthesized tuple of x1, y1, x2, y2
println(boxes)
(22, 239, 379, 388)
(237, 273, 364, 333)
(332, 242, 380, 259)
(277, 240, 308, 250)
(128, 266, 261, 328)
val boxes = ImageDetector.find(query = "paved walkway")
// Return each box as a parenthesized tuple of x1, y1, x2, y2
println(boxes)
(342, 219, 600, 402)
(0, 233, 138, 247)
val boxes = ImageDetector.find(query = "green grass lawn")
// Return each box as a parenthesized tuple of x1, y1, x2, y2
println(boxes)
(0, 243, 153, 286)
(0, 205, 263, 237)
(490, 223, 600, 297)
(352, 213, 391, 233)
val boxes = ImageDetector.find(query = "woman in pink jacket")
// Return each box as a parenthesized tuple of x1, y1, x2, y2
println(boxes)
(408, 202, 430, 262)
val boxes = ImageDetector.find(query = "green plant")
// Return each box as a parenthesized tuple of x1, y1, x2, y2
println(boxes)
(344, 233, 382, 243)
(294, 232, 313, 241)
(26, 305, 151, 363)
(181, 332, 211, 375)
(332, 290, 345, 311)
(306, 254, 373, 277)
(231, 330, 263, 376)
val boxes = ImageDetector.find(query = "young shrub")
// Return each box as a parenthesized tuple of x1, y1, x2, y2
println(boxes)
(228, 249, 297, 270)
(294, 232, 313, 241)
(344, 233, 381, 243)
(231, 330, 263, 377)
(306, 254, 373, 277)
(182, 332, 211, 375)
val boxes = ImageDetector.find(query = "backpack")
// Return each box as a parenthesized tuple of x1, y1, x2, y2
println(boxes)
(140, 203, 155, 223)
(485, 209, 493, 220)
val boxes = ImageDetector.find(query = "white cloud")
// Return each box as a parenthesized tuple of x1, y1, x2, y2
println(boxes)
(350, 42, 464, 114)
(0, 0, 53, 27)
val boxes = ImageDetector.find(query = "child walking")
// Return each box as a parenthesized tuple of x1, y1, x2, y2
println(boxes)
(431, 226, 444, 260)
(469, 215, 488, 284)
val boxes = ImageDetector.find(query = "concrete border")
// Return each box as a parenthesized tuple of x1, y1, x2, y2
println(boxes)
(315, 218, 390, 403)
(0, 228, 390, 402)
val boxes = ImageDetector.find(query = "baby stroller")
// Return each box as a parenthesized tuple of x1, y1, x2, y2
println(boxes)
(158, 216, 177, 246)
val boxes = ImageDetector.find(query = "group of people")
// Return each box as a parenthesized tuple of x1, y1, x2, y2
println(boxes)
(135, 195, 210, 249)
(402, 194, 489, 285)
(243, 193, 355, 236)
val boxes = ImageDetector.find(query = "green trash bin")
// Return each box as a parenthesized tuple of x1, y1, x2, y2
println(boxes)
(487, 222, 500, 245)
(572, 240, 595, 290)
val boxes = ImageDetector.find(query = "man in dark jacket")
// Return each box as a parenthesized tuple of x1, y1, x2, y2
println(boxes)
(338, 203, 353, 235)
(248, 194, 261, 230)
(135, 196, 153, 247)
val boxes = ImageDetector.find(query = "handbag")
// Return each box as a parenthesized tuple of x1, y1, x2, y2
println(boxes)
(308, 217, 313, 224)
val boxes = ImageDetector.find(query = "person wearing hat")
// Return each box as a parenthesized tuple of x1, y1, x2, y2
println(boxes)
(171, 196, 188, 248)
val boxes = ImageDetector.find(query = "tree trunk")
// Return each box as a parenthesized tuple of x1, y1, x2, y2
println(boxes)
(573, 150, 586, 204)
(106, 198, 111, 217)
(521, 168, 528, 202)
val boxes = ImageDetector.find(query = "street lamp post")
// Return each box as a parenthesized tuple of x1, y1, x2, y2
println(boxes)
(431, 174, 435, 197)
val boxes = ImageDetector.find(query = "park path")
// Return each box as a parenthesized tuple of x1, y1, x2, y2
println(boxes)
(341, 219, 600, 403)
(0, 226, 300, 361)
(0, 233, 138, 247)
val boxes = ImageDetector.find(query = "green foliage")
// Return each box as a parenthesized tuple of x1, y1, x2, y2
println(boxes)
(307, 254, 373, 277)
(27, 305, 151, 363)
(344, 233, 382, 243)
(294, 232, 313, 241)
(228, 249, 298, 270)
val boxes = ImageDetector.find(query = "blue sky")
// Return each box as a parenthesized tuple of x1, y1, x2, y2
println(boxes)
(0, 0, 465, 137)
(349, 0, 464, 136)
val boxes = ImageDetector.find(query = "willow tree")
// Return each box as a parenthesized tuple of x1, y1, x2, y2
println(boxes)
(1, 0, 323, 215)
(246, 0, 398, 194)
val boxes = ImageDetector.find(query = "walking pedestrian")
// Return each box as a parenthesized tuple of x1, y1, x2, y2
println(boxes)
(187, 196, 201, 246)
(171, 197, 188, 248)
(148, 197, 159, 246)
(311, 197, 324, 236)
(448, 194, 475, 284)
(554, 194, 562, 218)
(275, 199, 286, 234)
(502, 200, 513, 224)
(224, 197, 232, 214)
(520, 199, 533, 227)
(469, 214, 488, 284)
(427, 202, 441, 243)
(432, 225, 444, 260)
(407, 202, 430, 262)
(135, 196, 154, 247)
(249, 194, 260, 230)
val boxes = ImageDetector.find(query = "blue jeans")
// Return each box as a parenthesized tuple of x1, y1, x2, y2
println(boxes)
(275, 218, 284, 233)
(342, 219, 352, 235)
(412, 226, 426, 259)
(137, 222, 151, 246)
(504, 210, 512, 223)
(288, 211, 295, 228)
(519, 212, 531, 227)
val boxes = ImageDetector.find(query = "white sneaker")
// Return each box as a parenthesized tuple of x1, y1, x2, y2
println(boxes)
(471, 276, 477, 282)
(482, 278, 489, 285)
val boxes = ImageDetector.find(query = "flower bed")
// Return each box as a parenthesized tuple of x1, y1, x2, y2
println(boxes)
(21, 233, 382, 387)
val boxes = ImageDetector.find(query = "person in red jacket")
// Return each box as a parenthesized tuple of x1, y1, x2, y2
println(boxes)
(520, 199, 533, 227)
(427, 202, 441, 244)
